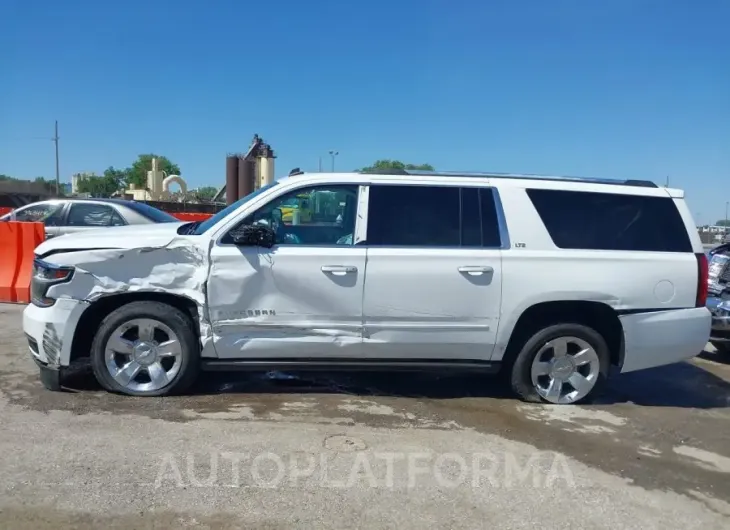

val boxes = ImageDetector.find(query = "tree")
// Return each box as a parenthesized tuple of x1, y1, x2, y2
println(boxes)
(0, 174, 63, 195)
(125, 154, 181, 189)
(716, 220, 730, 227)
(357, 160, 434, 173)
(190, 186, 218, 202)
(102, 166, 128, 191)
(33, 177, 61, 195)
(76, 167, 126, 198)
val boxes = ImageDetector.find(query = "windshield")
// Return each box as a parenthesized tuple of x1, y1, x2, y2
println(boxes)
(125, 202, 180, 223)
(192, 181, 280, 235)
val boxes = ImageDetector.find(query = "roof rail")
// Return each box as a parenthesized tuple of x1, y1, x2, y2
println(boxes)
(358, 168, 409, 175)
(358, 169, 658, 188)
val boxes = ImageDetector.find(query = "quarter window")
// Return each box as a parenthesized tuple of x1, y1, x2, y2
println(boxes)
(526, 189, 692, 252)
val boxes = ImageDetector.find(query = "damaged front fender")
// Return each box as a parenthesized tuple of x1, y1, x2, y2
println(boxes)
(41, 236, 216, 358)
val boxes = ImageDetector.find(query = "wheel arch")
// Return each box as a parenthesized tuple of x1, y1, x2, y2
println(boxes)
(70, 292, 201, 364)
(500, 300, 625, 370)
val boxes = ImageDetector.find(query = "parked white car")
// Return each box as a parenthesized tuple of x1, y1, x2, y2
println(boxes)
(22, 170, 711, 404)
(0, 198, 179, 237)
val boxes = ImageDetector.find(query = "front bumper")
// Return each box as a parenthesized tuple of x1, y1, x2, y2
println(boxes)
(707, 296, 730, 343)
(22, 298, 89, 367)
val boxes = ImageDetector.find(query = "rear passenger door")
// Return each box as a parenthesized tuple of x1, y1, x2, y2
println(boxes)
(361, 184, 504, 361)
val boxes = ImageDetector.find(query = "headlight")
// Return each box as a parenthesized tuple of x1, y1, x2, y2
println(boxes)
(31, 258, 74, 308)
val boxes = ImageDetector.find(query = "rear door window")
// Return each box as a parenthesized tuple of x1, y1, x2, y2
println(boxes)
(366, 185, 502, 247)
(67, 203, 117, 227)
(526, 189, 692, 252)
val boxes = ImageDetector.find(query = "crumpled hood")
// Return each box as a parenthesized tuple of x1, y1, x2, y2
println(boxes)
(40, 225, 216, 357)
(35, 222, 186, 256)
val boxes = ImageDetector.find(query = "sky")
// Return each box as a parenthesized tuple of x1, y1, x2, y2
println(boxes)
(1, 0, 728, 223)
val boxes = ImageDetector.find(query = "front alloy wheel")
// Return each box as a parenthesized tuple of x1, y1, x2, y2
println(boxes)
(105, 318, 183, 393)
(90, 301, 200, 396)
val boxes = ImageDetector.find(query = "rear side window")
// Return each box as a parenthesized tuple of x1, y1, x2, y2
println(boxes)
(526, 189, 692, 252)
(367, 185, 502, 247)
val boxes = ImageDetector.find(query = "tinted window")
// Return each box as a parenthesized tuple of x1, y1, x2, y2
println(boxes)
(124, 202, 179, 223)
(367, 185, 502, 247)
(368, 185, 460, 246)
(479, 188, 502, 247)
(461, 188, 482, 247)
(67, 203, 116, 227)
(526, 189, 692, 252)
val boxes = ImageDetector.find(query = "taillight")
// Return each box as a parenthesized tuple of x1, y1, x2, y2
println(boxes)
(696, 252, 708, 307)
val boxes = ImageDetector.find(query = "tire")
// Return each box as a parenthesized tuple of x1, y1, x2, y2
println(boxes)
(90, 301, 200, 396)
(509, 323, 610, 405)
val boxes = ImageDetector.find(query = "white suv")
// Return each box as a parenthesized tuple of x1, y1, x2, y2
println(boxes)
(22, 170, 711, 404)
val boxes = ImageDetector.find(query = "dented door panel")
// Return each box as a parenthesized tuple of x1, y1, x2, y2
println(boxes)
(206, 245, 366, 359)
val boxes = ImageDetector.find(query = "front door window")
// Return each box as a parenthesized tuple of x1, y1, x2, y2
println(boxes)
(232, 184, 359, 246)
(13, 203, 65, 225)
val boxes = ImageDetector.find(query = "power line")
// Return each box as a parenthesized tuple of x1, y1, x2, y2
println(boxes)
(53, 120, 60, 196)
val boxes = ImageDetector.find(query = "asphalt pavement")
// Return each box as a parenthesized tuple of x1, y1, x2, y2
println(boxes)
(0, 303, 729, 529)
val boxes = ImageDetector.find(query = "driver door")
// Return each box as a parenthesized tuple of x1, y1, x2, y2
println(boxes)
(206, 183, 366, 359)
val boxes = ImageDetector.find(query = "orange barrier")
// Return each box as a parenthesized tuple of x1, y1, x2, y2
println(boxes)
(171, 212, 213, 222)
(0, 207, 12, 216)
(0, 221, 45, 303)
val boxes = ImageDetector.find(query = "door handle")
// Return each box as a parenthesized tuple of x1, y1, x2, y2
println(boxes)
(321, 265, 357, 276)
(458, 266, 493, 276)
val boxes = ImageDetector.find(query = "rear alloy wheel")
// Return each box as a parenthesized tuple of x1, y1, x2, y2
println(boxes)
(91, 301, 200, 396)
(510, 324, 610, 405)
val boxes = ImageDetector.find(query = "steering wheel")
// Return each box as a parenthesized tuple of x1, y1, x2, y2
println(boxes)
(257, 208, 304, 245)
(271, 218, 302, 245)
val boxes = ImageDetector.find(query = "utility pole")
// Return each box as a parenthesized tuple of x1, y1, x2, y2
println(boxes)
(53, 120, 60, 196)
(318, 156, 322, 172)
(665, 175, 669, 187)
(725, 201, 728, 231)
(329, 150, 339, 172)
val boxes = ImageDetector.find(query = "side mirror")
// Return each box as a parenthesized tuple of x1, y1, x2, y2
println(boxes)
(231, 224, 276, 248)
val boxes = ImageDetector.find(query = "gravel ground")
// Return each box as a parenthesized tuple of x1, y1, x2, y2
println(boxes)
(0, 302, 729, 529)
